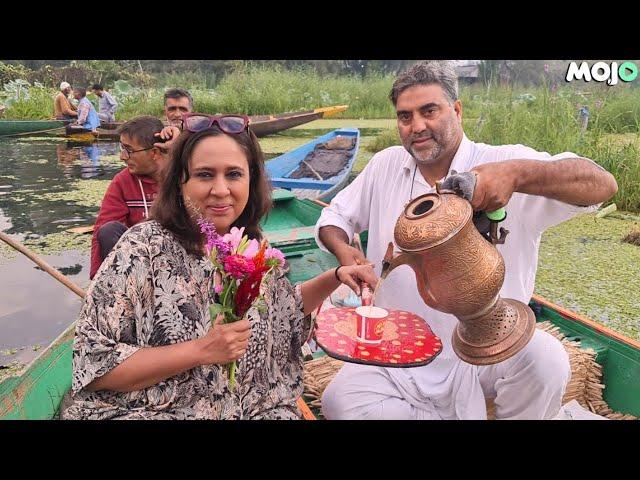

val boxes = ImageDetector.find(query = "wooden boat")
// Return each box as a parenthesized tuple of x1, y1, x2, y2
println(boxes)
(62, 127, 119, 143)
(266, 128, 360, 201)
(0, 119, 66, 137)
(2, 190, 639, 419)
(65, 105, 349, 142)
(250, 105, 347, 137)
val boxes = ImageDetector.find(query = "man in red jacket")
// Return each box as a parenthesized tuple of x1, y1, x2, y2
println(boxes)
(90, 115, 178, 279)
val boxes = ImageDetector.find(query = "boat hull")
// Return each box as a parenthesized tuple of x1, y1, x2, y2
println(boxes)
(64, 105, 349, 141)
(266, 128, 360, 202)
(0, 120, 66, 137)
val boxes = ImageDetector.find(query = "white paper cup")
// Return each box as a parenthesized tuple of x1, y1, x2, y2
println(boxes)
(354, 306, 388, 343)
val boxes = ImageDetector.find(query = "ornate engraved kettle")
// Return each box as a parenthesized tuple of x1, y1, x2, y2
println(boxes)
(381, 191, 535, 365)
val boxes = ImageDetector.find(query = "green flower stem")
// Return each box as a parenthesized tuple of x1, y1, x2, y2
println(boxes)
(228, 360, 237, 391)
(219, 278, 237, 324)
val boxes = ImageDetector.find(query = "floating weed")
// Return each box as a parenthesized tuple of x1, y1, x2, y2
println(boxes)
(366, 128, 401, 153)
(622, 227, 640, 246)
(292, 119, 396, 130)
(39, 179, 110, 208)
(23, 231, 91, 256)
(536, 213, 640, 340)
(0, 361, 26, 382)
(354, 150, 375, 174)
(99, 154, 123, 165)
(260, 136, 311, 156)
(0, 243, 18, 263)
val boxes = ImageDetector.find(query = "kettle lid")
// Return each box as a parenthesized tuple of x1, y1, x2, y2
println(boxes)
(394, 192, 472, 251)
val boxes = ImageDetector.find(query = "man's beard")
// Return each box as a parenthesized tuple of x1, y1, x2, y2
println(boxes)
(406, 122, 457, 165)
(408, 140, 444, 165)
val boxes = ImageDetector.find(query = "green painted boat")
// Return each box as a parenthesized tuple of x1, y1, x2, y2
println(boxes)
(2, 189, 639, 419)
(0, 119, 66, 137)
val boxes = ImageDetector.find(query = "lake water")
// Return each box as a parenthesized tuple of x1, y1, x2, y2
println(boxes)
(0, 139, 122, 366)
(0, 120, 390, 367)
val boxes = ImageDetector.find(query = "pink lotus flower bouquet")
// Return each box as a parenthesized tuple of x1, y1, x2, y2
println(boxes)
(199, 221, 285, 390)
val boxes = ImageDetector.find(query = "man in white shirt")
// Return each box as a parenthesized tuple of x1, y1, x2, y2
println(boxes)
(316, 61, 618, 420)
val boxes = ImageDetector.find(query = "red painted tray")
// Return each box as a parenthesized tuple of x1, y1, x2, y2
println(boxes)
(314, 307, 442, 368)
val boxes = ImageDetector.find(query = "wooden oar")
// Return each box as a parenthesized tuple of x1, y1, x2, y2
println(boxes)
(311, 198, 329, 208)
(0, 231, 85, 298)
(301, 160, 324, 181)
(66, 225, 94, 234)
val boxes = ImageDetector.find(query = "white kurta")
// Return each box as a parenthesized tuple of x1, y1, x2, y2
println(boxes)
(315, 135, 600, 419)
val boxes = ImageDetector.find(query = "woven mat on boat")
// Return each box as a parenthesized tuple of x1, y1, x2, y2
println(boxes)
(317, 136, 356, 151)
(289, 136, 355, 180)
(303, 321, 637, 420)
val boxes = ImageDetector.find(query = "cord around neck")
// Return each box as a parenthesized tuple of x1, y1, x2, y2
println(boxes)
(409, 163, 418, 202)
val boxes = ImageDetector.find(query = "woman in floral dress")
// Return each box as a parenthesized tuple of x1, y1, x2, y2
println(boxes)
(61, 113, 376, 420)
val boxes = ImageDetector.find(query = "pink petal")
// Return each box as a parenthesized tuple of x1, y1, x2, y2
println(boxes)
(223, 226, 245, 250)
(242, 239, 260, 258)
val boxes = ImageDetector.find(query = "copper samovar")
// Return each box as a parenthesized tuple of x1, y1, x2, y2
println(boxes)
(380, 191, 535, 365)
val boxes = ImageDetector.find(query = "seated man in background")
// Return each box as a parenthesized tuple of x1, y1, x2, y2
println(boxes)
(89, 116, 170, 279)
(67, 87, 100, 133)
(54, 82, 78, 120)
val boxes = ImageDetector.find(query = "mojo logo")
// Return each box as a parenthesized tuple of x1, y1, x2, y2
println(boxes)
(566, 61, 638, 86)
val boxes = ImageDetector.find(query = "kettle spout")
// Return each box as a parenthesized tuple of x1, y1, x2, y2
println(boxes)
(380, 242, 410, 280)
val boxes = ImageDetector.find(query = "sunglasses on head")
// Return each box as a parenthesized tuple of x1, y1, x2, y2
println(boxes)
(181, 112, 250, 134)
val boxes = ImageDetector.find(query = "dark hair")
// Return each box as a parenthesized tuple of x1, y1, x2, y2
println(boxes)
(389, 61, 458, 106)
(91, 83, 104, 91)
(152, 126, 272, 256)
(73, 87, 87, 97)
(117, 115, 165, 149)
(164, 88, 193, 109)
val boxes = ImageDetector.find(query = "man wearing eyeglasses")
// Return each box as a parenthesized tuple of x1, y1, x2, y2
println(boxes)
(89, 115, 171, 279)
